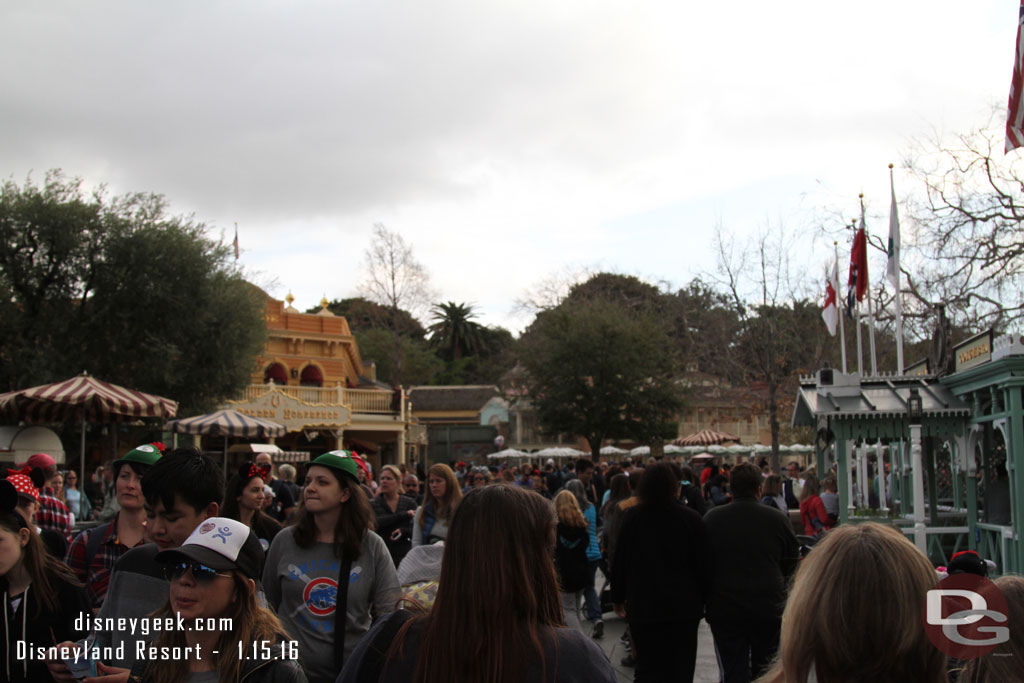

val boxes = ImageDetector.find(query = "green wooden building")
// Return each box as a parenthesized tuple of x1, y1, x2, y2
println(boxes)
(792, 331, 1023, 574)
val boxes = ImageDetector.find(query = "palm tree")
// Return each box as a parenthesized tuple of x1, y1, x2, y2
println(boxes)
(429, 302, 484, 361)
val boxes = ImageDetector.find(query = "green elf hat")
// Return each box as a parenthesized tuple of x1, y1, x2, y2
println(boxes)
(306, 450, 365, 483)
(113, 443, 163, 474)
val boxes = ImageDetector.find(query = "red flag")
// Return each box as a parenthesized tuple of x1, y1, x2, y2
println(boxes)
(1008, 1, 1024, 153)
(822, 260, 839, 336)
(846, 228, 868, 317)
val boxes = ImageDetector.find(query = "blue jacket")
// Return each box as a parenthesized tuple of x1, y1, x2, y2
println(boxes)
(582, 504, 602, 562)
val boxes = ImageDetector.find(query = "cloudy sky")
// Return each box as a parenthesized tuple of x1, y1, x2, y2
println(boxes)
(1, 2, 1016, 332)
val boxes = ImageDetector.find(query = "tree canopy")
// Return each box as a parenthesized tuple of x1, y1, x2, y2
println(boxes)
(518, 294, 683, 456)
(0, 171, 266, 414)
(311, 296, 427, 339)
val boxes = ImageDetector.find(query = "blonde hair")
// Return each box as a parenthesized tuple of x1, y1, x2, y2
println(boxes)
(957, 575, 1024, 682)
(553, 490, 587, 528)
(380, 464, 405, 494)
(799, 473, 820, 501)
(758, 523, 945, 683)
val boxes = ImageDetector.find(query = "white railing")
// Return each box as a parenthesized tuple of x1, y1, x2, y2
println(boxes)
(241, 384, 398, 415)
(977, 523, 1018, 575)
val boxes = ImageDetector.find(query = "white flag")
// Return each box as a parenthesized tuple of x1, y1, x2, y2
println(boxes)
(886, 175, 900, 286)
(822, 259, 839, 336)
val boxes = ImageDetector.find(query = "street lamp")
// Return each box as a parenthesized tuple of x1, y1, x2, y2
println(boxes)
(907, 388, 923, 424)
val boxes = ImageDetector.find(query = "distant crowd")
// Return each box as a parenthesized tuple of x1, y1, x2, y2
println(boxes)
(1, 448, 1021, 683)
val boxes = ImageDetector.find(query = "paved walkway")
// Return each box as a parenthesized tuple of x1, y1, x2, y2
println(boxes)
(591, 614, 720, 683)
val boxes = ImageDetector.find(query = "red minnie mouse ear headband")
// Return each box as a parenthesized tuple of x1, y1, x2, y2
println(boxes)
(5, 469, 40, 502)
(240, 461, 272, 483)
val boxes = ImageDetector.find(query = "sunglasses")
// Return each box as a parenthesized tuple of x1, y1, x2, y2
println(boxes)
(163, 561, 232, 584)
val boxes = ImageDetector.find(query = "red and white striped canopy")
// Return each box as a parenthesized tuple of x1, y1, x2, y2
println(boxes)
(0, 372, 178, 423)
(672, 429, 741, 446)
(164, 409, 286, 438)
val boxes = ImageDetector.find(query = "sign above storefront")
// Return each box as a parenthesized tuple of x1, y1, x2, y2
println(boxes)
(954, 330, 994, 373)
(228, 388, 351, 432)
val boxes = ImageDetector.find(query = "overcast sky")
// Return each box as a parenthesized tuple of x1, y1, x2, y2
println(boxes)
(1, 2, 1015, 333)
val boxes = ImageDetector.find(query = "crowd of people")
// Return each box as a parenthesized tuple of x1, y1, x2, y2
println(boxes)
(1, 447, 1021, 683)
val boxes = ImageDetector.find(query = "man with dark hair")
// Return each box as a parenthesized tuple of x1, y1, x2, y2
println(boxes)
(679, 465, 707, 517)
(576, 458, 598, 506)
(703, 461, 799, 683)
(782, 461, 803, 510)
(48, 448, 224, 679)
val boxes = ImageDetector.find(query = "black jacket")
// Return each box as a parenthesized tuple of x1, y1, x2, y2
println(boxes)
(555, 523, 590, 593)
(371, 495, 418, 566)
(702, 496, 799, 623)
(2, 574, 89, 683)
(609, 500, 711, 624)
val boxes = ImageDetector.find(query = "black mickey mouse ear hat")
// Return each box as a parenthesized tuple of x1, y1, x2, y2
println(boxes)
(0, 480, 30, 529)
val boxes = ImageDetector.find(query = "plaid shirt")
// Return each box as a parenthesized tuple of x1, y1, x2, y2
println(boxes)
(36, 486, 73, 542)
(65, 513, 143, 609)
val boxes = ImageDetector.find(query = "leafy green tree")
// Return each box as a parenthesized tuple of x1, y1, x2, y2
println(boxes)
(519, 296, 684, 456)
(353, 328, 442, 386)
(0, 171, 266, 414)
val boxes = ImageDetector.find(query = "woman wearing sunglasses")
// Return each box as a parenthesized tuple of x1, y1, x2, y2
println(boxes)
(128, 516, 306, 683)
(264, 451, 400, 683)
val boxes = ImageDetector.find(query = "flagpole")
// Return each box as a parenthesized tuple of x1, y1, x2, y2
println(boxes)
(860, 195, 878, 376)
(888, 164, 905, 374)
(834, 242, 848, 374)
(851, 219, 863, 376)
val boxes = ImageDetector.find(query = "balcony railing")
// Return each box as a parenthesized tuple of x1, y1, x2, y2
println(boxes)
(241, 384, 398, 415)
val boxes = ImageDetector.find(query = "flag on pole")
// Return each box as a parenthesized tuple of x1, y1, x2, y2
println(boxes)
(886, 173, 900, 286)
(233, 223, 240, 260)
(822, 260, 839, 336)
(846, 226, 868, 317)
(1007, 0, 1024, 153)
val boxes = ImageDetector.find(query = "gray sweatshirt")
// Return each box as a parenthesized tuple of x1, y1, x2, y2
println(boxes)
(263, 527, 399, 683)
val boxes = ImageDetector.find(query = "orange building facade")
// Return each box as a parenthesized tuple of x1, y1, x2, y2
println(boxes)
(224, 288, 421, 470)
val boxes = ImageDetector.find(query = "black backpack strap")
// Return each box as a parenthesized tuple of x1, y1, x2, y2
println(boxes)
(85, 522, 111, 567)
(334, 553, 353, 670)
(357, 611, 414, 683)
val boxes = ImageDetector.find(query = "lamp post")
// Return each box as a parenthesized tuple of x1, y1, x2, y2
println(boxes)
(908, 388, 926, 552)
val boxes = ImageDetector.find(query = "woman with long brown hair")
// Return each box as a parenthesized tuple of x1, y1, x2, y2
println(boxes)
(411, 463, 461, 547)
(264, 451, 399, 683)
(338, 484, 616, 682)
(221, 461, 283, 551)
(127, 516, 305, 683)
(0, 480, 90, 683)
